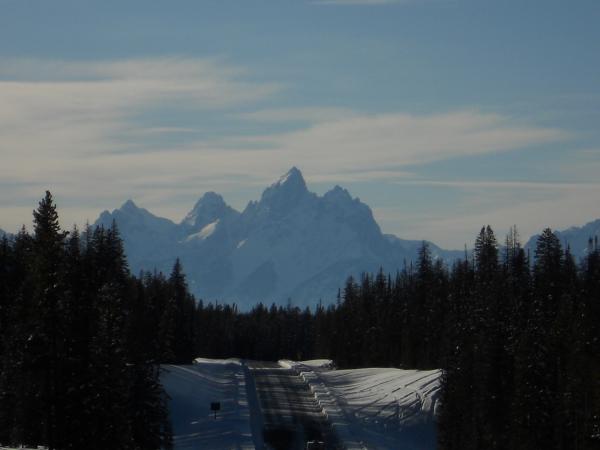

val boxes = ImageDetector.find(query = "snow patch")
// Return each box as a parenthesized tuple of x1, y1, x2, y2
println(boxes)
(278, 171, 292, 185)
(193, 357, 242, 366)
(276, 166, 301, 186)
(279, 359, 335, 370)
(185, 219, 219, 242)
(1, 447, 47, 450)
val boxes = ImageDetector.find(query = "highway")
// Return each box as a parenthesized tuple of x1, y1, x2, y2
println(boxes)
(248, 362, 341, 450)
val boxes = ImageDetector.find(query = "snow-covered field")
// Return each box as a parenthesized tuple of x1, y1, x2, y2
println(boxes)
(281, 360, 441, 450)
(161, 359, 259, 450)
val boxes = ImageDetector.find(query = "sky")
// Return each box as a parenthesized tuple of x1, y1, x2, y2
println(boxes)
(1, 0, 599, 248)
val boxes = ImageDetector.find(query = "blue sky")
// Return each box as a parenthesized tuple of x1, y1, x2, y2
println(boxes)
(1, 0, 599, 248)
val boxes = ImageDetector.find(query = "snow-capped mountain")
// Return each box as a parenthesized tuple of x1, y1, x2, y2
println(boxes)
(525, 218, 600, 260)
(181, 192, 240, 234)
(95, 167, 461, 307)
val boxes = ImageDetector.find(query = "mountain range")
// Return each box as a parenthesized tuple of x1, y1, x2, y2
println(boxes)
(0, 168, 596, 308)
(0, 168, 597, 307)
(95, 168, 461, 308)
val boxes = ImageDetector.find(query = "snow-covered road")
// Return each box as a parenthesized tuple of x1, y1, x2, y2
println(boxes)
(161, 359, 440, 450)
(249, 361, 340, 449)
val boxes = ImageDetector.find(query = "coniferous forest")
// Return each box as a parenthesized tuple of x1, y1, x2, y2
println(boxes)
(0, 192, 173, 449)
(1, 193, 599, 449)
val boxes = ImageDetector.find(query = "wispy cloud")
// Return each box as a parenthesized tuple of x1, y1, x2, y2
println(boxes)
(374, 180, 600, 249)
(312, 0, 409, 5)
(0, 57, 280, 157)
(422, 189, 600, 249)
(392, 180, 600, 191)
(238, 107, 356, 123)
(0, 57, 572, 237)
(0, 57, 282, 229)
(0, 58, 278, 158)
(227, 110, 566, 180)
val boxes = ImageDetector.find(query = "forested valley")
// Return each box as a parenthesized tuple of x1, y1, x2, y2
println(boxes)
(1, 192, 599, 449)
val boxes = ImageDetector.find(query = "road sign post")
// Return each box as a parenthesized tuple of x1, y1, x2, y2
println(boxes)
(210, 401, 221, 420)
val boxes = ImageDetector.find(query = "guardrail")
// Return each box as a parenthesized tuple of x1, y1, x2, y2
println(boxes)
(298, 369, 368, 450)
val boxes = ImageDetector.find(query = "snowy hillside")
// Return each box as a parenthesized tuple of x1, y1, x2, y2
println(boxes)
(95, 167, 462, 307)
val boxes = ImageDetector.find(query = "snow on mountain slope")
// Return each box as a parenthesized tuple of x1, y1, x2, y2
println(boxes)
(185, 219, 220, 242)
(282, 360, 440, 450)
(94, 168, 462, 308)
(181, 192, 239, 234)
(161, 360, 256, 450)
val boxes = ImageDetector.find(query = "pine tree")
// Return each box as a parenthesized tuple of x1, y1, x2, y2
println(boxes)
(579, 242, 600, 449)
(414, 242, 442, 368)
(30, 191, 67, 449)
(0, 234, 17, 444)
(129, 363, 173, 450)
(0, 227, 34, 445)
(513, 228, 564, 449)
(169, 259, 196, 363)
(158, 294, 177, 363)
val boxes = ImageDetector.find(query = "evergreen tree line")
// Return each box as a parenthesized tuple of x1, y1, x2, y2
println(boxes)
(2, 192, 599, 449)
(315, 226, 599, 450)
(318, 226, 599, 450)
(0, 192, 172, 450)
(436, 226, 600, 450)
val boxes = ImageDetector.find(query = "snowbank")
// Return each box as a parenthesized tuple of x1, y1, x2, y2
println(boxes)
(283, 360, 441, 450)
(193, 357, 242, 365)
(0, 447, 47, 450)
(278, 359, 335, 370)
(161, 360, 255, 449)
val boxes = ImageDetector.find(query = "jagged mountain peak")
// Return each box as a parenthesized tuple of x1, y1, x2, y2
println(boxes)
(99, 198, 175, 225)
(186, 192, 228, 218)
(121, 199, 139, 211)
(97, 199, 140, 221)
(259, 167, 310, 212)
(277, 166, 304, 186)
(324, 185, 353, 203)
(267, 167, 307, 193)
(182, 191, 239, 231)
(114, 199, 162, 220)
(197, 191, 226, 205)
